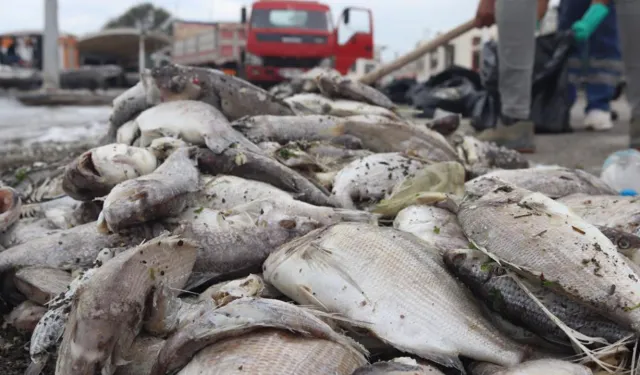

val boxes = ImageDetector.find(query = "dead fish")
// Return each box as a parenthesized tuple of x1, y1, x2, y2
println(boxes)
(227, 196, 379, 226)
(114, 335, 165, 375)
(284, 92, 336, 115)
(469, 359, 592, 375)
(304, 142, 373, 165)
(149, 297, 367, 375)
(444, 248, 634, 345)
(393, 205, 469, 254)
(457, 182, 640, 332)
(4, 300, 47, 332)
(149, 63, 295, 121)
(232, 114, 343, 144)
(558, 194, 640, 235)
(0, 221, 166, 273)
(263, 223, 529, 371)
(197, 273, 267, 306)
(103, 76, 154, 143)
(594, 225, 640, 260)
(173, 206, 321, 290)
(98, 147, 200, 234)
(272, 144, 326, 171)
(0, 217, 59, 248)
(332, 152, 426, 209)
(452, 135, 530, 176)
(316, 71, 395, 109)
(147, 137, 190, 161)
(55, 234, 198, 375)
(427, 113, 461, 136)
(194, 174, 293, 210)
(116, 120, 140, 146)
(20, 196, 102, 230)
(14, 266, 72, 305)
(352, 357, 446, 375)
(134, 99, 262, 153)
(466, 166, 616, 198)
(177, 328, 367, 375)
(330, 115, 461, 163)
(62, 143, 158, 201)
(0, 186, 21, 232)
(196, 147, 337, 207)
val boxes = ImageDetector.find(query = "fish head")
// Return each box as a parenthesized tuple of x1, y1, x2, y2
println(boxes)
(0, 186, 21, 231)
(258, 209, 322, 237)
(148, 137, 189, 160)
(62, 150, 112, 201)
(443, 248, 506, 285)
(67, 317, 118, 374)
(597, 226, 640, 258)
(150, 64, 202, 102)
(463, 176, 515, 199)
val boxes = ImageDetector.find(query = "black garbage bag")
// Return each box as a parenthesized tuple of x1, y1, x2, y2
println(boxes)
(380, 77, 417, 105)
(409, 66, 483, 118)
(470, 31, 574, 133)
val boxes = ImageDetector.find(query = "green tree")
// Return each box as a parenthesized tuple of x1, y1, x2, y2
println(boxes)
(103, 3, 172, 33)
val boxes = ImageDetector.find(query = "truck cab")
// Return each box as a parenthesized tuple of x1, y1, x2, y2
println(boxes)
(241, 0, 373, 86)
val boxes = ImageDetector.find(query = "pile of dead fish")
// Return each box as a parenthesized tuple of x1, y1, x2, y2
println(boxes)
(2, 63, 640, 375)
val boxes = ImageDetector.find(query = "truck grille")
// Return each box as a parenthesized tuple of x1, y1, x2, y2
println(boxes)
(261, 56, 324, 68)
(256, 33, 328, 45)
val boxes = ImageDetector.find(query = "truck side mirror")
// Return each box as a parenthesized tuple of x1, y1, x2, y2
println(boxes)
(241, 7, 247, 24)
(343, 9, 350, 24)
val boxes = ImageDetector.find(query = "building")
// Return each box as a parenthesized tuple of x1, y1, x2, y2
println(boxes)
(414, 25, 498, 81)
(347, 45, 385, 78)
(0, 30, 79, 70)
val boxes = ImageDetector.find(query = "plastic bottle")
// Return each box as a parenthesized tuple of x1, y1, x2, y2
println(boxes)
(600, 149, 640, 196)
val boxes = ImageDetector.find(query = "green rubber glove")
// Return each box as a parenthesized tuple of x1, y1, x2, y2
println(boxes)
(571, 3, 610, 42)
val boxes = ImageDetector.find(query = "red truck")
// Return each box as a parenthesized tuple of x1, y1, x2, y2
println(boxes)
(171, 0, 374, 87)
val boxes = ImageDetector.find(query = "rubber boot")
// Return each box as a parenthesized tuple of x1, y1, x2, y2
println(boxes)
(475, 118, 536, 154)
(630, 117, 640, 150)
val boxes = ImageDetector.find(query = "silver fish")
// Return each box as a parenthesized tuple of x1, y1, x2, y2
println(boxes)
(0, 217, 59, 249)
(14, 266, 72, 305)
(113, 335, 165, 375)
(263, 223, 529, 370)
(232, 114, 343, 144)
(457, 182, 640, 332)
(103, 77, 153, 143)
(196, 147, 337, 207)
(316, 71, 395, 109)
(352, 357, 446, 375)
(332, 152, 426, 209)
(55, 234, 198, 375)
(20, 196, 102, 230)
(470, 359, 592, 375)
(195, 174, 293, 210)
(452, 135, 530, 176)
(329, 115, 461, 163)
(558, 194, 640, 235)
(134, 99, 262, 153)
(5, 300, 47, 332)
(62, 143, 158, 201)
(0, 221, 165, 273)
(177, 328, 367, 375)
(393, 205, 469, 254)
(173, 206, 321, 290)
(149, 297, 367, 375)
(444, 248, 634, 345)
(0, 186, 22, 232)
(149, 63, 295, 121)
(98, 147, 200, 234)
(115, 120, 140, 146)
(594, 225, 640, 260)
(466, 166, 616, 198)
(196, 273, 282, 306)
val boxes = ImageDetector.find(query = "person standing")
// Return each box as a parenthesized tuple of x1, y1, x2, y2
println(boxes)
(558, 0, 622, 131)
(474, 0, 640, 152)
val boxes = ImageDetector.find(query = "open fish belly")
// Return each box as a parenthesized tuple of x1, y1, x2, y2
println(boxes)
(264, 223, 527, 369)
(458, 185, 640, 331)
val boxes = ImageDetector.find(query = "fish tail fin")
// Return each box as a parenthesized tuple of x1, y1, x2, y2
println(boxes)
(510, 272, 626, 373)
(333, 208, 380, 225)
(24, 357, 48, 375)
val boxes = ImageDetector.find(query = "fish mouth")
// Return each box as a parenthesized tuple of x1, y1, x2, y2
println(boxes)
(0, 188, 19, 215)
(78, 151, 101, 179)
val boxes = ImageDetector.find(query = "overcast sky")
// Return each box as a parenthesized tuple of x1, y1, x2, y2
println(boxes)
(0, 0, 489, 60)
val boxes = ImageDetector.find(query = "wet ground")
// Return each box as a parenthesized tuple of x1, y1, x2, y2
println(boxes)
(0, 315, 55, 375)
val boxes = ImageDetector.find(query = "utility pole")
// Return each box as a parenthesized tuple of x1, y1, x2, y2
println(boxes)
(137, 10, 155, 74)
(42, 0, 60, 90)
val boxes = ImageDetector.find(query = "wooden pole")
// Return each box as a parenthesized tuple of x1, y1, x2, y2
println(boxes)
(359, 19, 476, 85)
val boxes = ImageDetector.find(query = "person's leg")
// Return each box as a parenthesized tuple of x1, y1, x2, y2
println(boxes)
(476, 0, 537, 152)
(558, 0, 590, 114)
(580, 1, 621, 130)
(615, 0, 640, 148)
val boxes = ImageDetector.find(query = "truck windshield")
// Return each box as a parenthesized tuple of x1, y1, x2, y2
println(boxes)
(251, 9, 331, 31)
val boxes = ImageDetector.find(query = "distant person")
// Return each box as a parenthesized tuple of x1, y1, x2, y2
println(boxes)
(5, 41, 20, 66)
(559, 0, 622, 131)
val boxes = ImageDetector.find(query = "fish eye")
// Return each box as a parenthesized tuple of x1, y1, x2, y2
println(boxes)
(494, 267, 506, 276)
(618, 238, 631, 249)
(451, 253, 467, 263)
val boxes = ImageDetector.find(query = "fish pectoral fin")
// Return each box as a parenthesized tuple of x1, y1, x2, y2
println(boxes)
(303, 242, 371, 304)
(396, 345, 466, 374)
(110, 155, 143, 176)
(299, 302, 372, 329)
(298, 285, 329, 311)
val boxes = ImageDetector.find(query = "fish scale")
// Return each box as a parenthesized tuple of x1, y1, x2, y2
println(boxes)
(263, 223, 528, 371)
(458, 184, 640, 332)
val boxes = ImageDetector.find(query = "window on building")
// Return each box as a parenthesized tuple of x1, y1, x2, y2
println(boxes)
(472, 50, 480, 72)
(364, 63, 376, 73)
(430, 51, 438, 70)
(444, 44, 455, 68)
(472, 36, 481, 46)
